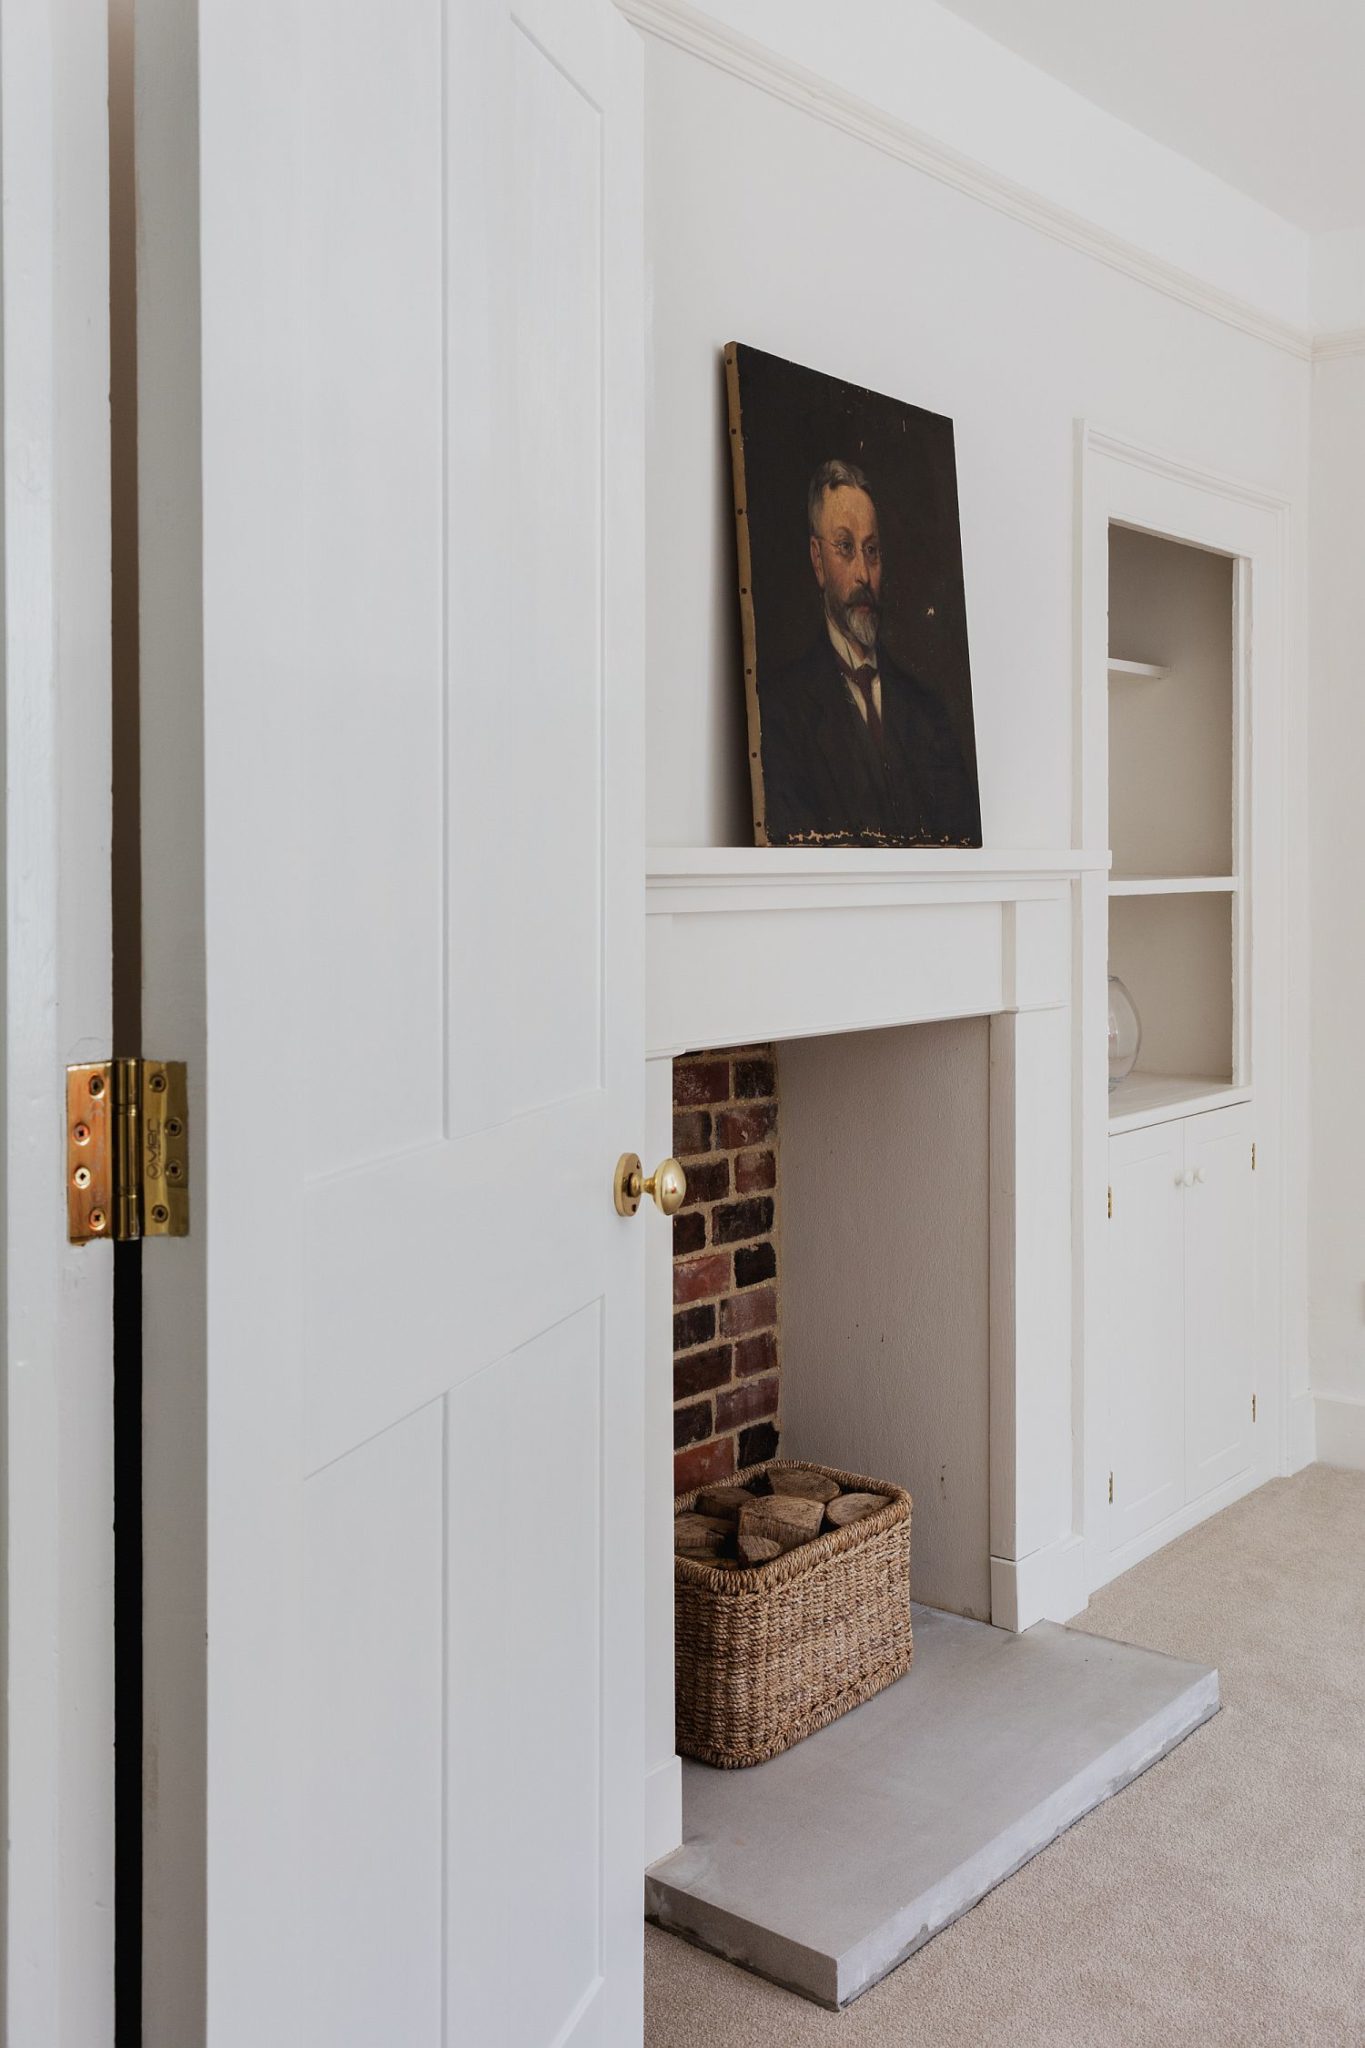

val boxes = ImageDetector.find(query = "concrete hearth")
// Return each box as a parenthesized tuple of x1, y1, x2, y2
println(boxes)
(646, 1603, 1217, 2009)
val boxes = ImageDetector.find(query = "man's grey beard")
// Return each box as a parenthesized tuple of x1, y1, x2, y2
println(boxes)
(831, 590, 880, 652)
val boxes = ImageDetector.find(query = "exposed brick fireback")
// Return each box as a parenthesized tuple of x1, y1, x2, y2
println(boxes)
(671, 1046, 782, 1492)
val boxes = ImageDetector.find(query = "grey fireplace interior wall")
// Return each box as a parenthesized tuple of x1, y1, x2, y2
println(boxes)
(778, 1018, 992, 1621)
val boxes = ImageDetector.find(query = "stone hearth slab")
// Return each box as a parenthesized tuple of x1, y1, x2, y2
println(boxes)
(646, 1602, 1218, 2009)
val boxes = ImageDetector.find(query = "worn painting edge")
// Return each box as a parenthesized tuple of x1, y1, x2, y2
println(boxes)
(724, 343, 770, 847)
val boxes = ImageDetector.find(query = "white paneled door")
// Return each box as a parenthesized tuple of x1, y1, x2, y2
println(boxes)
(153, 0, 647, 2038)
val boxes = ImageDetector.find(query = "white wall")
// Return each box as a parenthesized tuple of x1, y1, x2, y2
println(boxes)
(1309, 350, 1365, 1462)
(641, 24, 1312, 854)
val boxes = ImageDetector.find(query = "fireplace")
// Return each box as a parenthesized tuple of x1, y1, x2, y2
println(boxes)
(644, 847, 1091, 1865)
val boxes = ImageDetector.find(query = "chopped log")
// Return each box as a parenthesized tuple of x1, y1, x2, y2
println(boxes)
(738, 1494, 824, 1555)
(695, 1484, 757, 1525)
(674, 1512, 730, 1558)
(824, 1491, 886, 1530)
(737, 1529, 782, 1566)
(768, 1467, 841, 1505)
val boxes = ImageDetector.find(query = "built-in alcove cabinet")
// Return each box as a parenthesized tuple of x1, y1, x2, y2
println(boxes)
(1101, 512, 1260, 1571)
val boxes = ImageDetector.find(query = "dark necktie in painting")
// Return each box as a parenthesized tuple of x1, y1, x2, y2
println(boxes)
(725, 342, 983, 849)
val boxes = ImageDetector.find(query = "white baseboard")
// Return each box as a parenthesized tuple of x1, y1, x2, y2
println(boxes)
(990, 1534, 1087, 1631)
(1090, 1463, 1265, 1592)
(644, 1755, 683, 1869)
(1313, 1392, 1365, 1471)
(1286, 1389, 1318, 1473)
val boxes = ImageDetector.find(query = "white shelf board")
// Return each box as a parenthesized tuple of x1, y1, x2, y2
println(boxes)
(1108, 875, 1238, 896)
(1108, 1073, 1251, 1134)
(649, 846, 1105, 882)
(1108, 658, 1170, 680)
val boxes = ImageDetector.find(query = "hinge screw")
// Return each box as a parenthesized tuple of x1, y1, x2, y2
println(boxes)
(88, 1209, 107, 1233)
(88, 1074, 105, 1098)
(149, 1070, 167, 1094)
(150, 1204, 169, 1227)
(73, 1166, 91, 1189)
(72, 1122, 91, 1145)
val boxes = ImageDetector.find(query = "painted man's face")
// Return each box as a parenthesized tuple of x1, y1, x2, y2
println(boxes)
(810, 484, 882, 652)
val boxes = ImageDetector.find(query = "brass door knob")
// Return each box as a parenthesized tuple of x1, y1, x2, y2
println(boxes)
(614, 1153, 687, 1218)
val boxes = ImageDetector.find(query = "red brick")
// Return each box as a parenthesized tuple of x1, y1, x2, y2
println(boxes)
(681, 1159, 730, 1207)
(738, 1421, 780, 1468)
(712, 1196, 773, 1244)
(734, 1148, 776, 1194)
(672, 1109, 713, 1157)
(673, 1251, 732, 1305)
(735, 1242, 776, 1288)
(720, 1285, 777, 1338)
(672, 1211, 706, 1256)
(734, 1056, 776, 1100)
(674, 1060, 729, 1107)
(674, 1344, 732, 1402)
(674, 1400, 712, 1450)
(673, 1435, 735, 1496)
(716, 1374, 779, 1434)
(716, 1104, 777, 1150)
(734, 1330, 778, 1378)
(673, 1303, 716, 1351)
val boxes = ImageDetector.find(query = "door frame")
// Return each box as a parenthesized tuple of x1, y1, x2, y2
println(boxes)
(1, 0, 115, 2037)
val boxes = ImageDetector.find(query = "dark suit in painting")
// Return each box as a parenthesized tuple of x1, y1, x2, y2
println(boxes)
(758, 633, 982, 847)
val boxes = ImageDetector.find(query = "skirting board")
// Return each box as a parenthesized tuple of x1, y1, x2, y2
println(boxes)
(1287, 1389, 1318, 1473)
(645, 1755, 683, 1868)
(990, 1535, 1087, 1631)
(1314, 1392, 1365, 1471)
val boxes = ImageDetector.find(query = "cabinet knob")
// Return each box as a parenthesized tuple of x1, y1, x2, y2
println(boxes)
(1194, 1166, 1207, 1185)
(1178, 1169, 1195, 1189)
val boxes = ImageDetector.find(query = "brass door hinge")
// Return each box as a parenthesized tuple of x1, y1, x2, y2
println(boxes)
(1252, 1393, 1257, 1423)
(1251, 1141, 1257, 1171)
(67, 1060, 188, 1243)
(1108, 1471, 1114, 1504)
(1107, 1184, 1113, 1219)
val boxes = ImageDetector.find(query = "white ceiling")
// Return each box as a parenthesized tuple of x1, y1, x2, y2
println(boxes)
(937, 0, 1365, 233)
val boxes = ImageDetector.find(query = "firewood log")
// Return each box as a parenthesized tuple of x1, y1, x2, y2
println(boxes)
(695, 1484, 757, 1525)
(767, 1467, 841, 1505)
(738, 1494, 824, 1554)
(737, 1530, 783, 1566)
(674, 1512, 729, 1558)
(824, 1491, 886, 1530)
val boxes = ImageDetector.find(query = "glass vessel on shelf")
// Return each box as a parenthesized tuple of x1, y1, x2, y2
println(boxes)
(1108, 975, 1141, 1091)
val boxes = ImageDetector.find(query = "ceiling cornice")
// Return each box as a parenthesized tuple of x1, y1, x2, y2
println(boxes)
(617, 0, 1321, 364)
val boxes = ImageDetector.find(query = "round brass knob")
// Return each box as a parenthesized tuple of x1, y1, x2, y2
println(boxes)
(614, 1152, 688, 1218)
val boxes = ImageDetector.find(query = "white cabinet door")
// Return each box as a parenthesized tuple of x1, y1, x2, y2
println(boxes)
(138, 0, 648, 2039)
(1108, 1122, 1186, 1550)
(1184, 1106, 1256, 1500)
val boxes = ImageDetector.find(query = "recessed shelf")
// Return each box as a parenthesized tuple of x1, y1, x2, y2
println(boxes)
(1108, 875, 1238, 897)
(1108, 658, 1170, 680)
(1108, 1074, 1251, 1134)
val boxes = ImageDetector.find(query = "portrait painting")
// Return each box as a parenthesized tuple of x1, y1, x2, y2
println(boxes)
(725, 343, 982, 848)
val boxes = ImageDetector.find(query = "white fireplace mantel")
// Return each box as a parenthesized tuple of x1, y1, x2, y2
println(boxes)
(646, 845, 1108, 1059)
(643, 844, 1111, 1862)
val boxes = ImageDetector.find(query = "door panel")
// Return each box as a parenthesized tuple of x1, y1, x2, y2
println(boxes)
(141, 0, 647, 2037)
(1184, 1110, 1256, 1499)
(1, 0, 114, 2036)
(1108, 1122, 1185, 1550)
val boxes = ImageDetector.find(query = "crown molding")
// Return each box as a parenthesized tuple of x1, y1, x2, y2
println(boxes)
(616, 0, 1315, 364)
(1313, 327, 1365, 363)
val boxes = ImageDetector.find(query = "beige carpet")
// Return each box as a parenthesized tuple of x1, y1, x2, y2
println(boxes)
(646, 1465, 1365, 2047)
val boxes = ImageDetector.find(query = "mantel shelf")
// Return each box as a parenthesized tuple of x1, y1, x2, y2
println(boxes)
(649, 845, 1107, 900)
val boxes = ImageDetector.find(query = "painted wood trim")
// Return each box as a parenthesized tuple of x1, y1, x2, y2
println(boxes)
(1313, 327, 1365, 363)
(613, 0, 1314, 362)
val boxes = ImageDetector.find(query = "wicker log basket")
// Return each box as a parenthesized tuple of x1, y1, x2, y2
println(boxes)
(674, 1458, 912, 1769)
